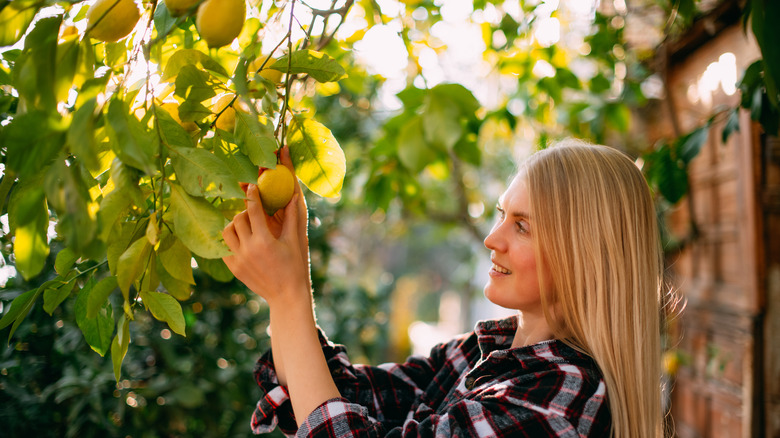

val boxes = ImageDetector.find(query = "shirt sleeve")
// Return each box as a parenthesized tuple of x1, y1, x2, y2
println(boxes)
(295, 396, 580, 438)
(251, 327, 464, 435)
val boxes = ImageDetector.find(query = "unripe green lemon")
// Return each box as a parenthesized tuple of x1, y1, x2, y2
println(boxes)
(195, 0, 245, 49)
(257, 165, 294, 216)
(164, 0, 200, 16)
(213, 94, 237, 132)
(86, 0, 141, 42)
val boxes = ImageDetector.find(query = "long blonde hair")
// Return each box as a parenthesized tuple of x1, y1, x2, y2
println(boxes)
(523, 140, 664, 437)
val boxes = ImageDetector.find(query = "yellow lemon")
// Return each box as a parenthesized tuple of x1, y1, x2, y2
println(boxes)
(164, 0, 200, 16)
(257, 165, 294, 216)
(195, 0, 245, 49)
(249, 58, 284, 84)
(213, 94, 237, 132)
(160, 102, 199, 133)
(86, 0, 141, 42)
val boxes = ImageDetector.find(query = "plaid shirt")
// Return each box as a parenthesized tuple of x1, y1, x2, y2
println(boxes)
(251, 315, 610, 437)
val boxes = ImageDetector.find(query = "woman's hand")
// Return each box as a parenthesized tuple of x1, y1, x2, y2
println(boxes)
(222, 148, 311, 309)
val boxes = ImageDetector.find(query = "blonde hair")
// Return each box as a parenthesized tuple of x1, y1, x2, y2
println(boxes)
(523, 140, 664, 438)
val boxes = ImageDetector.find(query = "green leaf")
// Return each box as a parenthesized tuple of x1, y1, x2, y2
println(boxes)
(157, 257, 193, 301)
(10, 183, 49, 280)
(430, 83, 481, 115)
(155, 103, 195, 148)
(398, 116, 435, 172)
(0, 1, 39, 47)
(75, 278, 115, 356)
(233, 112, 277, 168)
(153, 2, 178, 39)
(287, 115, 346, 198)
(423, 92, 462, 150)
(0, 288, 41, 341)
(605, 102, 631, 132)
(1, 111, 64, 179)
(158, 236, 196, 284)
(169, 183, 231, 259)
(169, 145, 244, 198)
(54, 247, 79, 276)
(43, 273, 77, 315)
(15, 15, 59, 111)
(67, 98, 101, 172)
(678, 126, 709, 164)
(590, 74, 611, 93)
(106, 98, 157, 174)
(87, 275, 119, 319)
(271, 50, 347, 83)
(111, 314, 130, 381)
(722, 108, 740, 143)
(116, 237, 152, 297)
(192, 255, 234, 282)
(209, 136, 260, 183)
(140, 290, 186, 336)
(161, 49, 229, 82)
(647, 144, 688, 204)
(44, 159, 98, 254)
(174, 64, 217, 103)
(453, 137, 481, 166)
(54, 36, 81, 102)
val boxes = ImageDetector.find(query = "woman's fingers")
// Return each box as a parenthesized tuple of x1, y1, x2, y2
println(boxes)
(245, 184, 270, 236)
(222, 221, 239, 250)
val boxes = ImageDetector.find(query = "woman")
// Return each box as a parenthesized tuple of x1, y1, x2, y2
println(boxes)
(222, 140, 665, 437)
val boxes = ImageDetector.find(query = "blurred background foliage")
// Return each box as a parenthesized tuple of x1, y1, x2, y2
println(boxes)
(2, 0, 779, 436)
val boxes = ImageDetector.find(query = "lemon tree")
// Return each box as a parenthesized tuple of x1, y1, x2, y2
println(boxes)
(0, 0, 348, 380)
(1, 0, 778, 387)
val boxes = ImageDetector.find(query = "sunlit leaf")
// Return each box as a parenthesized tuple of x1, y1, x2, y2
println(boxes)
(116, 237, 152, 297)
(271, 50, 347, 83)
(169, 145, 244, 198)
(161, 49, 229, 82)
(0, 1, 39, 47)
(174, 64, 217, 103)
(157, 257, 192, 301)
(169, 183, 231, 259)
(158, 235, 195, 284)
(287, 115, 346, 198)
(75, 277, 115, 356)
(9, 183, 49, 280)
(42, 274, 76, 315)
(106, 98, 157, 174)
(111, 314, 130, 381)
(87, 275, 119, 319)
(67, 98, 101, 172)
(140, 290, 186, 336)
(233, 112, 277, 168)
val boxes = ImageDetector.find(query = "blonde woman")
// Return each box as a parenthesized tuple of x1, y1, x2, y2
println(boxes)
(222, 141, 665, 437)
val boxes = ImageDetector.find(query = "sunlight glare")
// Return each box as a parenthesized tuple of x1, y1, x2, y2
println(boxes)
(354, 24, 408, 78)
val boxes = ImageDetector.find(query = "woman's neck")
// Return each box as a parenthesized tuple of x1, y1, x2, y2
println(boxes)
(511, 311, 555, 348)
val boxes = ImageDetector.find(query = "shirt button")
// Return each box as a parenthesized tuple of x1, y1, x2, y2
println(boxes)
(465, 377, 475, 390)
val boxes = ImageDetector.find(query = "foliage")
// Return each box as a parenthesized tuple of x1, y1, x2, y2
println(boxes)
(1, 0, 779, 435)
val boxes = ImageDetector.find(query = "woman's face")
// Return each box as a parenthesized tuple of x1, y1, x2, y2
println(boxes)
(483, 175, 551, 314)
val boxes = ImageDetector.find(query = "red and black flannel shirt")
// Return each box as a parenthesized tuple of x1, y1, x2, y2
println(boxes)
(251, 315, 611, 437)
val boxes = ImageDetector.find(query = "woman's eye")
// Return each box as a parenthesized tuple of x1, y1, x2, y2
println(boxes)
(496, 206, 505, 219)
(516, 221, 529, 233)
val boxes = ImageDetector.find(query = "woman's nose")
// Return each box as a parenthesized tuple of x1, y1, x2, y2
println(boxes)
(484, 224, 504, 252)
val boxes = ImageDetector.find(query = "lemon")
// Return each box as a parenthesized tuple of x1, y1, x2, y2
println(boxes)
(213, 94, 237, 132)
(86, 0, 141, 42)
(257, 165, 294, 216)
(249, 58, 284, 84)
(160, 102, 199, 133)
(164, 0, 200, 16)
(195, 0, 245, 49)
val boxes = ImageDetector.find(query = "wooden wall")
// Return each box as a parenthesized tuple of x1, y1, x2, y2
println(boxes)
(649, 20, 777, 437)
